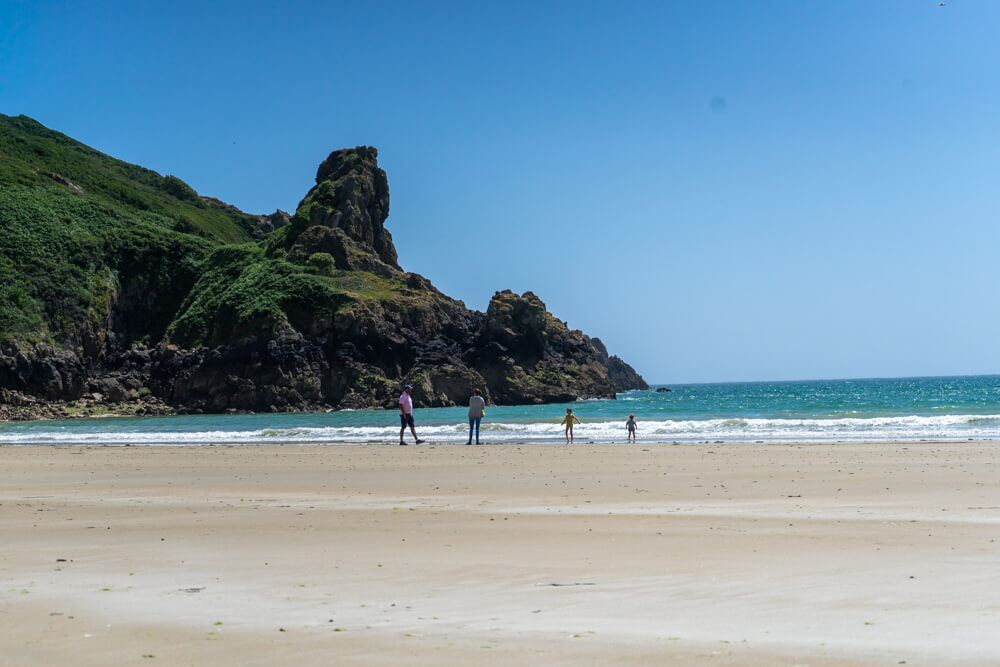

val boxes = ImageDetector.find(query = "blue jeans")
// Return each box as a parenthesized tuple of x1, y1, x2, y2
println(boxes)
(468, 417, 481, 443)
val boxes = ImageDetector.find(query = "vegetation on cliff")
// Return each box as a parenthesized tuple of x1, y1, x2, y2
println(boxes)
(0, 115, 254, 242)
(0, 114, 252, 349)
(1, 114, 647, 418)
(0, 182, 210, 347)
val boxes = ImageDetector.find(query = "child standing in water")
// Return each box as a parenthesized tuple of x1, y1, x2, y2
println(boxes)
(625, 414, 637, 442)
(561, 408, 581, 444)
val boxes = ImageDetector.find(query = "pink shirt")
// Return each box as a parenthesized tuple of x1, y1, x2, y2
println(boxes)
(399, 391, 413, 415)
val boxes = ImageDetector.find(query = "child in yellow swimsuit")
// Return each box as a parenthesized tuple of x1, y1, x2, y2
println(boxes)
(561, 408, 581, 444)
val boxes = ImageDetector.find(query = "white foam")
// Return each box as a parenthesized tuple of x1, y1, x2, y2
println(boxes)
(4, 414, 1000, 446)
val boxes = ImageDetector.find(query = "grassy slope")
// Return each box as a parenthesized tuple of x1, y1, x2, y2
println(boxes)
(0, 182, 213, 345)
(0, 115, 432, 352)
(0, 114, 257, 346)
(0, 114, 254, 242)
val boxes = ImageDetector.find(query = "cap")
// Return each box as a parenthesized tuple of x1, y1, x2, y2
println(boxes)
(404, 384, 413, 390)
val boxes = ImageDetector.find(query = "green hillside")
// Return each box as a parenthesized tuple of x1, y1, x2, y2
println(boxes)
(0, 114, 256, 242)
(0, 115, 417, 350)
(0, 181, 211, 346)
(0, 114, 262, 347)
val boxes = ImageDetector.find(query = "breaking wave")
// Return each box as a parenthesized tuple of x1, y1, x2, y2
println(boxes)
(3, 413, 1000, 445)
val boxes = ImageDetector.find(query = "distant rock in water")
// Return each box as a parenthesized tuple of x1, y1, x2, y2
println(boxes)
(0, 116, 648, 418)
(655, 387, 672, 393)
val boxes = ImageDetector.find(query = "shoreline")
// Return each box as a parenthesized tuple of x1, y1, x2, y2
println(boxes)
(6, 438, 1000, 447)
(4, 442, 1000, 665)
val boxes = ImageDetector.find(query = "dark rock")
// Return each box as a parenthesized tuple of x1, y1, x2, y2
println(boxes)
(201, 196, 245, 214)
(1, 145, 648, 419)
(655, 387, 672, 393)
(288, 225, 398, 278)
(256, 210, 291, 235)
(608, 355, 648, 392)
(48, 172, 84, 193)
(296, 146, 398, 269)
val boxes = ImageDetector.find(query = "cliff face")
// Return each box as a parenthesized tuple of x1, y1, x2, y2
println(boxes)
(0, 117, 647, 419)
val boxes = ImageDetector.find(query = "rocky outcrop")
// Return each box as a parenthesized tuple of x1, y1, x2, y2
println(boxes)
(255, 209, 291, 237)
(470, 290, 631, 404)
(1, 145, 648, 419)
(607, 355, 648, 393)
(292, 147, 398, 271)
(0, 343, 86, 401)
(48, 172, 84, 193)
(202, 197, 291, 238)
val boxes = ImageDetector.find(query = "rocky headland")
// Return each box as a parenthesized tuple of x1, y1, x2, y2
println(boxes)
(0, 116, 647, 420)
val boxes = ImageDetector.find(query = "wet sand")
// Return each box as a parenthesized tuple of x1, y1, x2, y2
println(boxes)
(2, 442, 999, 666)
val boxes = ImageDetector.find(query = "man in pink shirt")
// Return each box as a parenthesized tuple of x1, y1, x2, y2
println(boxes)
(399, 384, 424, 445)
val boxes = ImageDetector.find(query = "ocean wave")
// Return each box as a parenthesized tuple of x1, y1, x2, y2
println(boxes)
(4, 413, 1000, 446)
(964, 416, 1000, 426)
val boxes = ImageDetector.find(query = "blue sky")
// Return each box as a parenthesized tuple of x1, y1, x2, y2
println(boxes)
(2, 0, 999, 383)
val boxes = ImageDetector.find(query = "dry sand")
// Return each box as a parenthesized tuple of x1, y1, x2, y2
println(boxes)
(2, 442, 999, 666)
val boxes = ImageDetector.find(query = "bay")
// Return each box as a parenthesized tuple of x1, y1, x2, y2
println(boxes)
(2, 375, 999, 445)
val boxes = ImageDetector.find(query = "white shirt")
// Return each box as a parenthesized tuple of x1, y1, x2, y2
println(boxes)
(468, 395, 486, 418)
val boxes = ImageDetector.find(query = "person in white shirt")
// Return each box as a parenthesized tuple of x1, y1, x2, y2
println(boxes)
(398, 385, 424, 445)
(467, 388, 486, 445)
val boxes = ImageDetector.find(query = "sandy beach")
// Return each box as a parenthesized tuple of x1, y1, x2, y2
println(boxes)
(2, 441, 999, 666)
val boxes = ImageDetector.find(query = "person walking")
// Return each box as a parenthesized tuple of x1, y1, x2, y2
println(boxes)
(467, 388, 486, 445)
(399, 384, 424, 445)
(561, 408, 581, 444)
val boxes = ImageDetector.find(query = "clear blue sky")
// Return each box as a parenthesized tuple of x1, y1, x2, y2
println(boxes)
(3, 0, 999, 383)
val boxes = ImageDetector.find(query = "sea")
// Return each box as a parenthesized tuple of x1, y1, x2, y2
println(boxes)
(2, 375, 1000, 446)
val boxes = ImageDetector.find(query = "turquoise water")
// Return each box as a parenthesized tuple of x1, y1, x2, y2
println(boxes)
(2, 375, 1000, 445)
